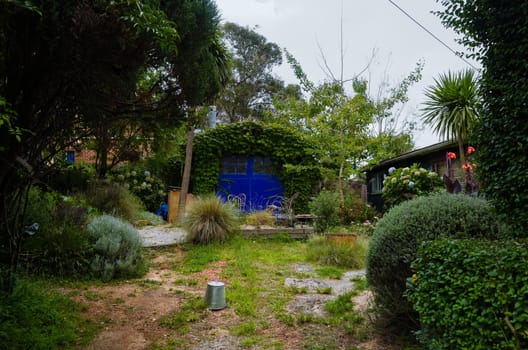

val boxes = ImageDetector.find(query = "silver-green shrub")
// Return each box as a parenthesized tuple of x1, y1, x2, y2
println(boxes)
(87, 215, 145, 281)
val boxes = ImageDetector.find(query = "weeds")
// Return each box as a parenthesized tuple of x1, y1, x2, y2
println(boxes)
(160, 294, 207, 333)
(307, 234, 368, 269)
(0, 277, 96, 349)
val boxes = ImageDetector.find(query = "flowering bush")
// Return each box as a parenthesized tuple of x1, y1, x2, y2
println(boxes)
(461, 146, 479, 193)
(382, 164, 443, 208)
(109, 167, 167, 212)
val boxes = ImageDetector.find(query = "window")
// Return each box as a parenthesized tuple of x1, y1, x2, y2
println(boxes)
(221, 156, 248, 174)
(370, 171, 384, 194)
(252, 156, 274, 174)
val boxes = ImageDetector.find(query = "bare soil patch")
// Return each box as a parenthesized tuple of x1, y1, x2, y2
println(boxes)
(64, 245, 401, 350)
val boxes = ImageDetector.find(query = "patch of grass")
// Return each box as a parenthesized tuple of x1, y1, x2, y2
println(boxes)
(0, 278, 97, 349)
(147, 337, 185, 350)
(240, 336, 260, 348)
(289, 286, 309, 294)
(137, 279, 162, 288)
(232, 320, 257, 336)
(324, 291, 365, 336)
(173, 278, 198, 286)
(178, 243, 222, 273)
(84, 290, 102, 301)
(315, 266, 344, 279)
(306, 234, 369, 269)
(316, 287, 333, 294)
(245, 210, 274, 227)
(351, 277, 367, 292)
(159, 294, 207, 333)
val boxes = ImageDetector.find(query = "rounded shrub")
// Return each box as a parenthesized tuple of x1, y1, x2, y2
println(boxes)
(81, 182, 145, 222)
(309, 190, 340, 233)
(185, 196, 239, 244)
(87, 215, 145, 282)
(109, 167, 167, 212)
(366, 192, 500, 329)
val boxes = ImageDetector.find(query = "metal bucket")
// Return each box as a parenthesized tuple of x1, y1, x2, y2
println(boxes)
(204, 281, 226, 310)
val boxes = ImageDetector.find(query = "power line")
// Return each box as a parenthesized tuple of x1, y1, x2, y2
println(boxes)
(387, 0, 480, 71)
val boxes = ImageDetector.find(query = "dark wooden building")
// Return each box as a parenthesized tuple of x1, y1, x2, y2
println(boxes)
(365, 141, 464, 211)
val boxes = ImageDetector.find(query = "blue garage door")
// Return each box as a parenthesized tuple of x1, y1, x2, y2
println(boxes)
(217, 156, 283, 212)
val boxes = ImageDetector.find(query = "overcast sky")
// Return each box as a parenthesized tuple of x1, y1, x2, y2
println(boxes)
(214, 0, 480, 148)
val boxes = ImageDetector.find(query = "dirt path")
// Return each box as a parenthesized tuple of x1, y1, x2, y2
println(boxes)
(68, 241, 399, 349)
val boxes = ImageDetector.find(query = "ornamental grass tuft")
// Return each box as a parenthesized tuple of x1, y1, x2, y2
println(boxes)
(185, 196, 239, 244)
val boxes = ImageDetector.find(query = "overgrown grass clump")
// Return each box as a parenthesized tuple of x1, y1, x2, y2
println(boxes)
(87, 214, 145, 281)
(366, 192, 500, 330)
(185, 196, 238, 244)
(0, 277, 95, 349)
(306, 234, 368, 269)
(244, 210, 274, 227)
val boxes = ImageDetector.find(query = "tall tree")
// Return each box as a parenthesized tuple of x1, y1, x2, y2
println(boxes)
(272, 55, 375, 200)
(421, 69, 479, 163)
(160, 0, 230, 222)
(436, 0, 528, 232)
(217, 22, 289, 122)
(0, 0, 228, 289)
(0, 0, 171, 289)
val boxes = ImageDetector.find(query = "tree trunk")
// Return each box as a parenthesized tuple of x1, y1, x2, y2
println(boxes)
(177, 127, 194, 224)
(458, 139, 466, 164)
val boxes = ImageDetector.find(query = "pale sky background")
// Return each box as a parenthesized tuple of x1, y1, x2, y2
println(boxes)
(214, 0, 480, 148)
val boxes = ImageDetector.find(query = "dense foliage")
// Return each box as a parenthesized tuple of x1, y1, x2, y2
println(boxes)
(109, 167, 167, 212)
(408, 238, 528, 349)
(20, 188, 93, 277)
(87, 215, 145, 282)
(185, 196, 239, 244)
(382, 164, 443, 208)
(309, 190, 340, 233)
(188, 121, 321, 212)
(366, 193, 500, 329)
(217, 22, 297, 122)
(0, 0, 229, 291)
(436, 1, 528, 233)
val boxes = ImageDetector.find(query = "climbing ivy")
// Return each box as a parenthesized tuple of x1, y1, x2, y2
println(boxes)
(185, 122, 321, 212)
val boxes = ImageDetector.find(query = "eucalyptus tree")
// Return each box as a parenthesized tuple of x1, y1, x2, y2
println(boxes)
(217, 22, 297, 122)
(421, 69, 479, 163)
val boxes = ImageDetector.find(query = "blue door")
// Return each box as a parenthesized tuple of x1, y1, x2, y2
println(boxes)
(217, 156, 283, 212)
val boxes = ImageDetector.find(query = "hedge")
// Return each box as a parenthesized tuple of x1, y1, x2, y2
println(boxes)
(407, 238, 528, 349)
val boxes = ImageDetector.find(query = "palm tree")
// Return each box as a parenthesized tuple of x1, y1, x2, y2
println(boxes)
(421, 69, 479, 163)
